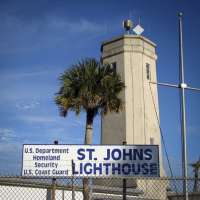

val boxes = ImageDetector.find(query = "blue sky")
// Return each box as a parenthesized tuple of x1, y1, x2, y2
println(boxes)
(0, 0, 200, 176)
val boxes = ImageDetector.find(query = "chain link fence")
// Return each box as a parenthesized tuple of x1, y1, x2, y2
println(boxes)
(0, 176, 199, 200)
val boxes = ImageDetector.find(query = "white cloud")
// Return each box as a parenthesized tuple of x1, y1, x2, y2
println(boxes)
(67, 19, 106, 33)
(41, 15, 107, 34)
(0, 67, 59, 102)
(0, 142, 20, 153)
(2, 68, 61, 80)
(0, 13, 108, 55)
(19, 115, 57, 123)
(0, 128, 15, 142)
(16, 100, 40, 110)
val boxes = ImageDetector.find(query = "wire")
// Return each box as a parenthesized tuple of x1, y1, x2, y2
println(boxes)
(149, 82, 178, 192)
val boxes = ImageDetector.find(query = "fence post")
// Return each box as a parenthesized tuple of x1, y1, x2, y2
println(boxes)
(123, 141, 127, 200)
(52, 178, 56, 200)
(71, 160, 75, 200)
(52, 140, 58, 200)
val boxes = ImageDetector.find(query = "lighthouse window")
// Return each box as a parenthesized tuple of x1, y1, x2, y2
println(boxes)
(110, 62, 117, 74)
(146, 63, 151, 80)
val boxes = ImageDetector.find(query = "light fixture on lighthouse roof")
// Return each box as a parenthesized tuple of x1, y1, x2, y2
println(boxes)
(123, 19, 133, 32)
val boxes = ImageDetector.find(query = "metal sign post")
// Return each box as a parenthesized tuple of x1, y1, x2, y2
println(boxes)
(52, 140, 58, 200)
(122, 141, 127, 200)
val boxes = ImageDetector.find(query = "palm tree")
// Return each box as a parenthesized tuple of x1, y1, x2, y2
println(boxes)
(190, 160, 200, 192)
(55, 58, 125, 200)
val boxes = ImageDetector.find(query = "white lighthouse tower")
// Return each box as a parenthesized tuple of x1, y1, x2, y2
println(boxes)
(101, 23, 164, 176)
(94, 21, 168, 200)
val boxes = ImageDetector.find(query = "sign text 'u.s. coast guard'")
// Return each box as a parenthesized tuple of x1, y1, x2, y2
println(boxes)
(22, 145, 159, 177)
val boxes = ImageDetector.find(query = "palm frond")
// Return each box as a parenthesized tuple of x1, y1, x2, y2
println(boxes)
(55, 58, 125, 117)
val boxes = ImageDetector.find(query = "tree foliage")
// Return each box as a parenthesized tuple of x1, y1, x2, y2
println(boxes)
(55, 58, 125, 119)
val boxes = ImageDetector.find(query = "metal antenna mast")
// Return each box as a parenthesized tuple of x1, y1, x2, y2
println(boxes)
(178, 12, 188, 200)
(150, 12, 200, 200)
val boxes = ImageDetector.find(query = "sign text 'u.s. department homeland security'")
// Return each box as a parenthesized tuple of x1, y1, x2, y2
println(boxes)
(22, 145, 159, 177)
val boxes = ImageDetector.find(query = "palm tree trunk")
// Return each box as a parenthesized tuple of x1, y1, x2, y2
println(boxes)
(83, 110, 94, 200)
(84, 111, 94, 144)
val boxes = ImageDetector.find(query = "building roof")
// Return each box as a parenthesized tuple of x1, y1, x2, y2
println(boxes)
(101, 34, 156, 52)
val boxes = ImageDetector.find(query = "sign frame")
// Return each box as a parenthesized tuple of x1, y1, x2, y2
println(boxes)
(22, 144, 160, 178)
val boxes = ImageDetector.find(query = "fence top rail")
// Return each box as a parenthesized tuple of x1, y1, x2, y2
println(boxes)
(0, 175, 199, 180)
